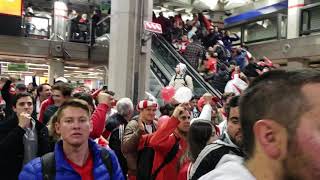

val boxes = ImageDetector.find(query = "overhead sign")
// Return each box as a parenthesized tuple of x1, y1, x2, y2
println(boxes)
(0, 0, 22, 16)
(144, 21, 162, 34)
(8, 63, 28, 71)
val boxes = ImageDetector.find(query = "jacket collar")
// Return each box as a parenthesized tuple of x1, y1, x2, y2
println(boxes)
(54, 139, 102, 172)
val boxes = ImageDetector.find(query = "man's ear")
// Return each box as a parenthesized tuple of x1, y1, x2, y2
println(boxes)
(55, 121, 61, 134)
(12, 105, 17, 113)
(253, 120, 288, 160)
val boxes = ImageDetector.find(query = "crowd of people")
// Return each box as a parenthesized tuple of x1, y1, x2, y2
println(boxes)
(0, 10, 319, 180)
(153, 12, 277, 95)
(68, 8, 108, 43)
(0, 68, 320, 180)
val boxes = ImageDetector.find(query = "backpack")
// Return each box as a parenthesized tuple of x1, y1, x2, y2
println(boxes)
(137, 136, 180, 180)
(41, 148, 114, 180)
(174, 73, 188, 87)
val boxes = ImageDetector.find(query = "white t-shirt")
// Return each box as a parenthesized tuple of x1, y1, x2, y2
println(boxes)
(145, 124, 153, 134)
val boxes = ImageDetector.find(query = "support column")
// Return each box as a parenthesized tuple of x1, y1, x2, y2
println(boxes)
(48, 58, 64, 84)
(48, 1, 67, 84)
(53, 1, 68, 40)
(287, 0, 305, 39)
(108, 0, 153, 104)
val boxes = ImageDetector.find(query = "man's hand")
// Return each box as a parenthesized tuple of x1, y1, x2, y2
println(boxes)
(18, 112, 31, 129)
(97, 92, 113, 106)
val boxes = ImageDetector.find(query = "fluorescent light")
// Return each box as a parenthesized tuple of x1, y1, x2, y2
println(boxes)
(26, 63, 48, 67)
(29, 67, 48, 70)
(65, 66, 80, 69)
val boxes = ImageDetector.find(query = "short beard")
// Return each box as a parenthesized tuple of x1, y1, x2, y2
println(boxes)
(282, 134, 304, 180)
(229, 134, 243, 148)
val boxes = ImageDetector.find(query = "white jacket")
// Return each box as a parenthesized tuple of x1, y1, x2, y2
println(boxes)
(224, 74, 248, 95)
(199, 154, 256, 180)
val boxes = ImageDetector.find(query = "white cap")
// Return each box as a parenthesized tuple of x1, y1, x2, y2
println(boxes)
(55, 77, 68, 83)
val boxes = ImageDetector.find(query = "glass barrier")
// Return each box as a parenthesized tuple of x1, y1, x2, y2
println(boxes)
(225, 13, 287, 44)
(68, 20, 91, 43)
(22, 16, 50, 39)
(301, 3, 320, 35)
(243, 17, 278, 43)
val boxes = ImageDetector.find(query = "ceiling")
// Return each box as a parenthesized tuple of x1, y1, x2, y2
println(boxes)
(154, 0, 255, 13)
(26, 0, 254, 14)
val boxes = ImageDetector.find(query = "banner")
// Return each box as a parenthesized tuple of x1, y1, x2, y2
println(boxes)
(0, 0, 22, 16)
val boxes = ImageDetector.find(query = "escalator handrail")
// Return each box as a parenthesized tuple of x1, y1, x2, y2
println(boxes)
(150, 52, 172, 84)
(97, 15, 111, 26)
(152, 33, 222, 99)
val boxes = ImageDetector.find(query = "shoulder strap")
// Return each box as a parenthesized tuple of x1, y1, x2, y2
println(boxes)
(101, 148, 113, 180)
(183, 73, 188, 86)
(151, 137, 180, 180)
(232, 83, 242, 94)
(41, 152, 55, 180)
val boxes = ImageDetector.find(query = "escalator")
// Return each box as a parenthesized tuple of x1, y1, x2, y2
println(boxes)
(93, 17, 222, 102)
(151, 33, 222, 101)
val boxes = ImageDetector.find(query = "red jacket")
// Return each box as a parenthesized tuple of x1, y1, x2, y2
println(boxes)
(149, 117, 188, 180)
(38, 97, 54, 123)
(90, 103, 110, 139)
(178, 160, 191, 180)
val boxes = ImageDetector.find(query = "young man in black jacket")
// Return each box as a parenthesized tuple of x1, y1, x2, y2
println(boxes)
(0, 92, 50, 180)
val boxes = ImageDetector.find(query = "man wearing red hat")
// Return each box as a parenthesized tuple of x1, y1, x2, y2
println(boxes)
(122, 100, 158, 180)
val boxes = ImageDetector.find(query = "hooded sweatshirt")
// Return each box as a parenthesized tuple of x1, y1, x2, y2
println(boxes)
(199, 154, 255, 180)
(224, 74, 248, 96)
(169, 63, 193, 91)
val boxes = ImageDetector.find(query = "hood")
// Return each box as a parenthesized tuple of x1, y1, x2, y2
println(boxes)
(177, 63, 187, 74)
(199, 154, 256, 180)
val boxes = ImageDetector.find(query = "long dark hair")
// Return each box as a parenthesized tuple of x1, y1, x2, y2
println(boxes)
(188, 121, 213, 162)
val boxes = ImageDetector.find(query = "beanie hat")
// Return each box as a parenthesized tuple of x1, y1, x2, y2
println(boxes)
(136, 100, 158, 111)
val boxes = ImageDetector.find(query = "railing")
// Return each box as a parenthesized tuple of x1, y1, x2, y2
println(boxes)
(152, 33, 222, 102)
(150, 54, 170, 86)
(300, 3, 320, 35)
(68, 20, 91, 43)
(68, 15, 110, 44)
(22, 15, 50, 39)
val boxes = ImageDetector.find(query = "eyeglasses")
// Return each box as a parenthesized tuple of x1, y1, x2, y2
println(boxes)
(180, 116, 191, 121)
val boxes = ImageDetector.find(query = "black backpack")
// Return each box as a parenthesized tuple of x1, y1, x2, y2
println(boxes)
(41, 148, 114, 180)
(137, 136, 180, 180)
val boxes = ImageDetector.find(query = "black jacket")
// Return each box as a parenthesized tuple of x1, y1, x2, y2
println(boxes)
(105, 113, 128, 178)
(42, 105, 59, 125)
(0, 114, 50, 180)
